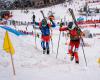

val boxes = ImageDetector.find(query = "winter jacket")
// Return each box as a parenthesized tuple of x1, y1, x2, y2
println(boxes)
(34, 21, 56, 42)
(35, 21, 56, 36)
(59, 26, 84, 41)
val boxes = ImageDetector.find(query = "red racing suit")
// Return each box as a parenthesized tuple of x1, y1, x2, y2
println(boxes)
(59, 26, 84, 61)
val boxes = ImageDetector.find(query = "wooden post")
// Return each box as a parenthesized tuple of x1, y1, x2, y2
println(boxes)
(10, 54, 16, 75)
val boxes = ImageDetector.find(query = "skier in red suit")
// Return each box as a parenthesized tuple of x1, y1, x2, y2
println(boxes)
(59, 22, 85, 64)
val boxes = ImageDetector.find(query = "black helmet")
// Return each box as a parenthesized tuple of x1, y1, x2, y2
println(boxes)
(41, 19, 47, 26)
(68, 22, 75, 30)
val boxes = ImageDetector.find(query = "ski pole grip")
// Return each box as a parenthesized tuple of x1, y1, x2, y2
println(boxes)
(33, 15, 35, 22)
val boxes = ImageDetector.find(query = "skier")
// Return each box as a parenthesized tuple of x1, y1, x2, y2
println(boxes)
(0, 11, 12, 24)
(59, 21, 85, 64)
(33, 17, 56, 54)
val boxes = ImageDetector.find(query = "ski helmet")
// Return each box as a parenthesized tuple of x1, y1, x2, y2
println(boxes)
(68, 22, 75, 30)
(41, 19, 47, 27)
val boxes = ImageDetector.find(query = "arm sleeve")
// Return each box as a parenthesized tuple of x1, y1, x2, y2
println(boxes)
(35, 22, 39, 26)
(50, 21, 56, 27)
(31, 21, 41, 28)
(59, 27, 68, 31)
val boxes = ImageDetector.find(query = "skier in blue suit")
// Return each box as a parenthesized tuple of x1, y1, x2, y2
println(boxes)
(34, 18, 56, 54)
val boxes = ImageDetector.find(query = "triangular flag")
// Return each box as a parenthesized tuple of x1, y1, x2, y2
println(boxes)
(3, 31, 15, 55)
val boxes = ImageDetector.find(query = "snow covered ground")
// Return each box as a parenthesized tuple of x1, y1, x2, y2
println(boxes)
(0, 1, 100, 80)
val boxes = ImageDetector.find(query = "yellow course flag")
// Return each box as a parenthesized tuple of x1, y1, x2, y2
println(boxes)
(3, 31, 15, 55)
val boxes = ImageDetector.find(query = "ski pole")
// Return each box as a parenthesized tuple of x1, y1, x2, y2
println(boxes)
(81, 38, 87, 67)
(56, 19, 62, 58)
(25, 22, 30, 31)
(56, 31, 61, 59)
(50, 29, 54, 53)
(33, 24, 37, 48)
(32, 13, 37, 48)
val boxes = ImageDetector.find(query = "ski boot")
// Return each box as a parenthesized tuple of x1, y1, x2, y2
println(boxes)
(68, 52, 74, 61)
(70, 53, 74, 61)
(74, 52, 79, 64)
(43, 48, 46, 54)
(75, 60, 79, 64)
(47, 48, 50, 55)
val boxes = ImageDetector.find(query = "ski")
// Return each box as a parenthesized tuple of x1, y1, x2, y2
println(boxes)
(68, 8, 79, 28)
(40, 10, 46, 19)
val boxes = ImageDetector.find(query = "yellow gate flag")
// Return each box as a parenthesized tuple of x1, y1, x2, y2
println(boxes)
(3, 31, 15, 55)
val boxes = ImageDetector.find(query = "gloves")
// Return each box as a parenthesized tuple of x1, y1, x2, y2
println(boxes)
(33, 15, 35, 22)
(33, 15, 35, 19)
(31, 22, 34, 24)
(60, 23, 63, 27)
(81, 32, 85, 37)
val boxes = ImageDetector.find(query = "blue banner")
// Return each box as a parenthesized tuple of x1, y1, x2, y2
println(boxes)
(0, 25, 25, 36)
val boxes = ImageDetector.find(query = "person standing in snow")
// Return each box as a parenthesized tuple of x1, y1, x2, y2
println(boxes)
(0, 11, 12, 25)
(33, 17, 56, 54)
(59, 22, 85, 64)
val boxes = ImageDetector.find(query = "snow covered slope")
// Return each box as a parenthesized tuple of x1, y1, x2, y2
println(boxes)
(0, 1, 100, 80)
(0, 21, 100, 80)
